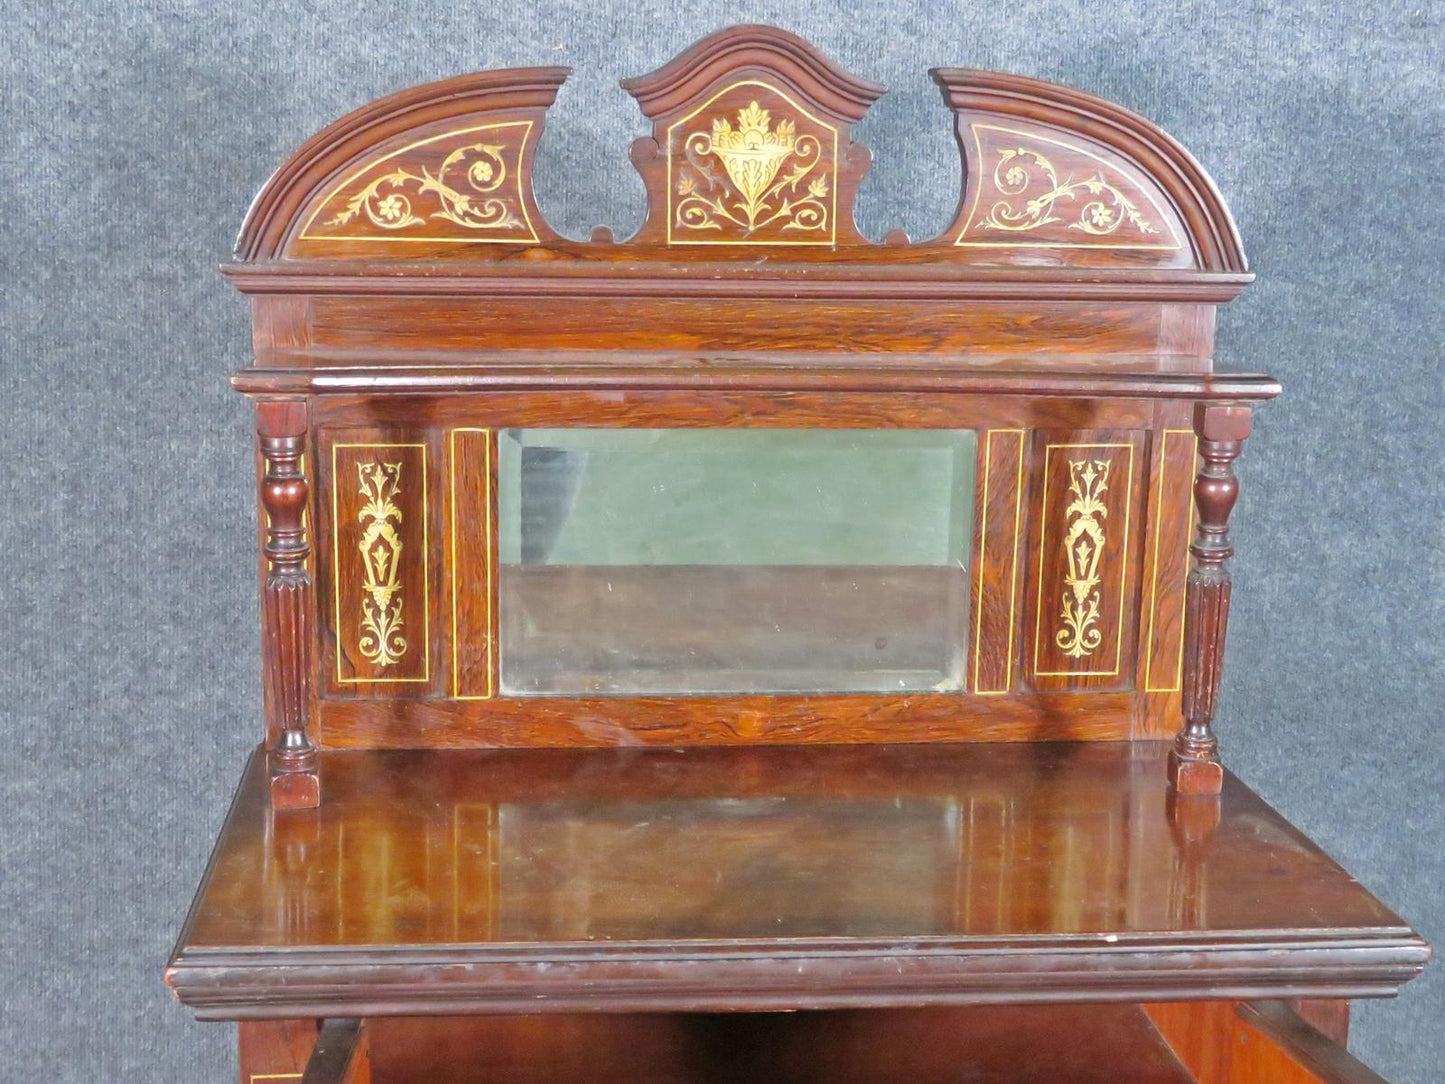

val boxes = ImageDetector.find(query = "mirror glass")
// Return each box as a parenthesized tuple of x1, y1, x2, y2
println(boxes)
(498, 428, 976, 695)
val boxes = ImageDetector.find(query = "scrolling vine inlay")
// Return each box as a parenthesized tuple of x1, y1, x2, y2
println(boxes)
(356, 462, 408, 668)
(329, 144, 519, 231)
(300, 121, 538, 244)
(956, 124, 1180, 251)
(667, 83, 838, 245)
(976, 147, 1156, 237)
(1056, 459, 1110, 659)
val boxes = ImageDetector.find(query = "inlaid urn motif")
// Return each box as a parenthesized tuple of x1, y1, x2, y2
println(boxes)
(666, 84, 839, 244)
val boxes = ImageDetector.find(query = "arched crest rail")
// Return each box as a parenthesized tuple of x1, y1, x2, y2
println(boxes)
(236, 25, 1246, 275)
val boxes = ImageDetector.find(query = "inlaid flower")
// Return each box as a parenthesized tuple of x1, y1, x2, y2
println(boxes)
(375, 194, 407, 222)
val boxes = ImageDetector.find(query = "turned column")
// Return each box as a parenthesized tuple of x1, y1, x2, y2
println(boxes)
(1169, 402, 1252, 796)
(257, 399, 319, 809)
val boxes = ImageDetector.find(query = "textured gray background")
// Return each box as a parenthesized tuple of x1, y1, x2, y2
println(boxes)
(2, 1, 1441, 1079)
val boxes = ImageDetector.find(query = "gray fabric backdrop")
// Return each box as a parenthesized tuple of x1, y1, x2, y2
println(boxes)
(3, 1, 1441, 1079)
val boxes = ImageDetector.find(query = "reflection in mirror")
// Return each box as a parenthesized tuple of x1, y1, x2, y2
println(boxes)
(498, 429, 977, 695)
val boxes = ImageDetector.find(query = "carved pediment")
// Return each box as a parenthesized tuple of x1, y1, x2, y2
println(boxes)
(621, 25, 884, 248)
(244, 67, 567, 261)
(235, 28, 1246, 274)
(932, 68, 1241, 271)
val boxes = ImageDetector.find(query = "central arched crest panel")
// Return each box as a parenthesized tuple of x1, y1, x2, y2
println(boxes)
(665, 82, 839, 245)
(622, 24, 885, 248)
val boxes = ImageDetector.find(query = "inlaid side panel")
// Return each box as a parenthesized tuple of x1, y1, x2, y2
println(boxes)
(1025, 433, 1144, 690)
(971, 429, 1027, 695)
(328, 440, 432, 687)
(449, 428, 496, 699)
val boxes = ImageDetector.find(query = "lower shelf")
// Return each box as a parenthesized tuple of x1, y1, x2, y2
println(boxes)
(242, 1001, 1389, 1084)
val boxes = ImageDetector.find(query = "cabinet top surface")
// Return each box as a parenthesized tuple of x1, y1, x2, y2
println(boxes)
(177, 742, 1409, 952)
(168, 743, 1426, 1016)
(168, 741, 1425, 1019)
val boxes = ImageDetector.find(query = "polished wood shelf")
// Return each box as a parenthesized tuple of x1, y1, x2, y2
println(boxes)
(167, 741, 1425, 1019)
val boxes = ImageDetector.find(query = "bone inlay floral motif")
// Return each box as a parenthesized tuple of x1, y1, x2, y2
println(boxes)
(674, 100, 829, 237)
(328, 143, 521, 232)
(356, 462, 408, 668)
(1055, 459, 1111, 659)
(976, 146, 1156, 237)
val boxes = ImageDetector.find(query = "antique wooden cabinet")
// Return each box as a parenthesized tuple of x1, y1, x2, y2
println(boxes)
(167, 26, 1428, 1083)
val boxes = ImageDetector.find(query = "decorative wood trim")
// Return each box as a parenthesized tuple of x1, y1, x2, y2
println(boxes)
(234, 364, 1282, 402)
(169, 930, 1430, 1020)
(1170, 403, 1252, 795)
(663, 82, 840, 246)
(316, 691, 1135, 748)
(620, 24, 887, 120)
(258, 400, 320, 809)
(623, 25, 883, 247)
(232, 28, 1248, 272)
(448, 428, 495, 700)
(972, 429, 1026, 695)
(1144, 428, 1197, 693)
(223, 262, 1256, 302)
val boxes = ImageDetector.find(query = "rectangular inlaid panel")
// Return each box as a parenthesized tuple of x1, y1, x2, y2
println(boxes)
(449, 429, 496, 699)
(1026, 434, 1143, 688)
(1143, 428, 1197, 693)
(330, 441, 430, 685)
(971, 429, 1026, 695)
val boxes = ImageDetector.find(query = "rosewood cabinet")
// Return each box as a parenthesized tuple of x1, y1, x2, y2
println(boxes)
(167, 25, 1428, 1083)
